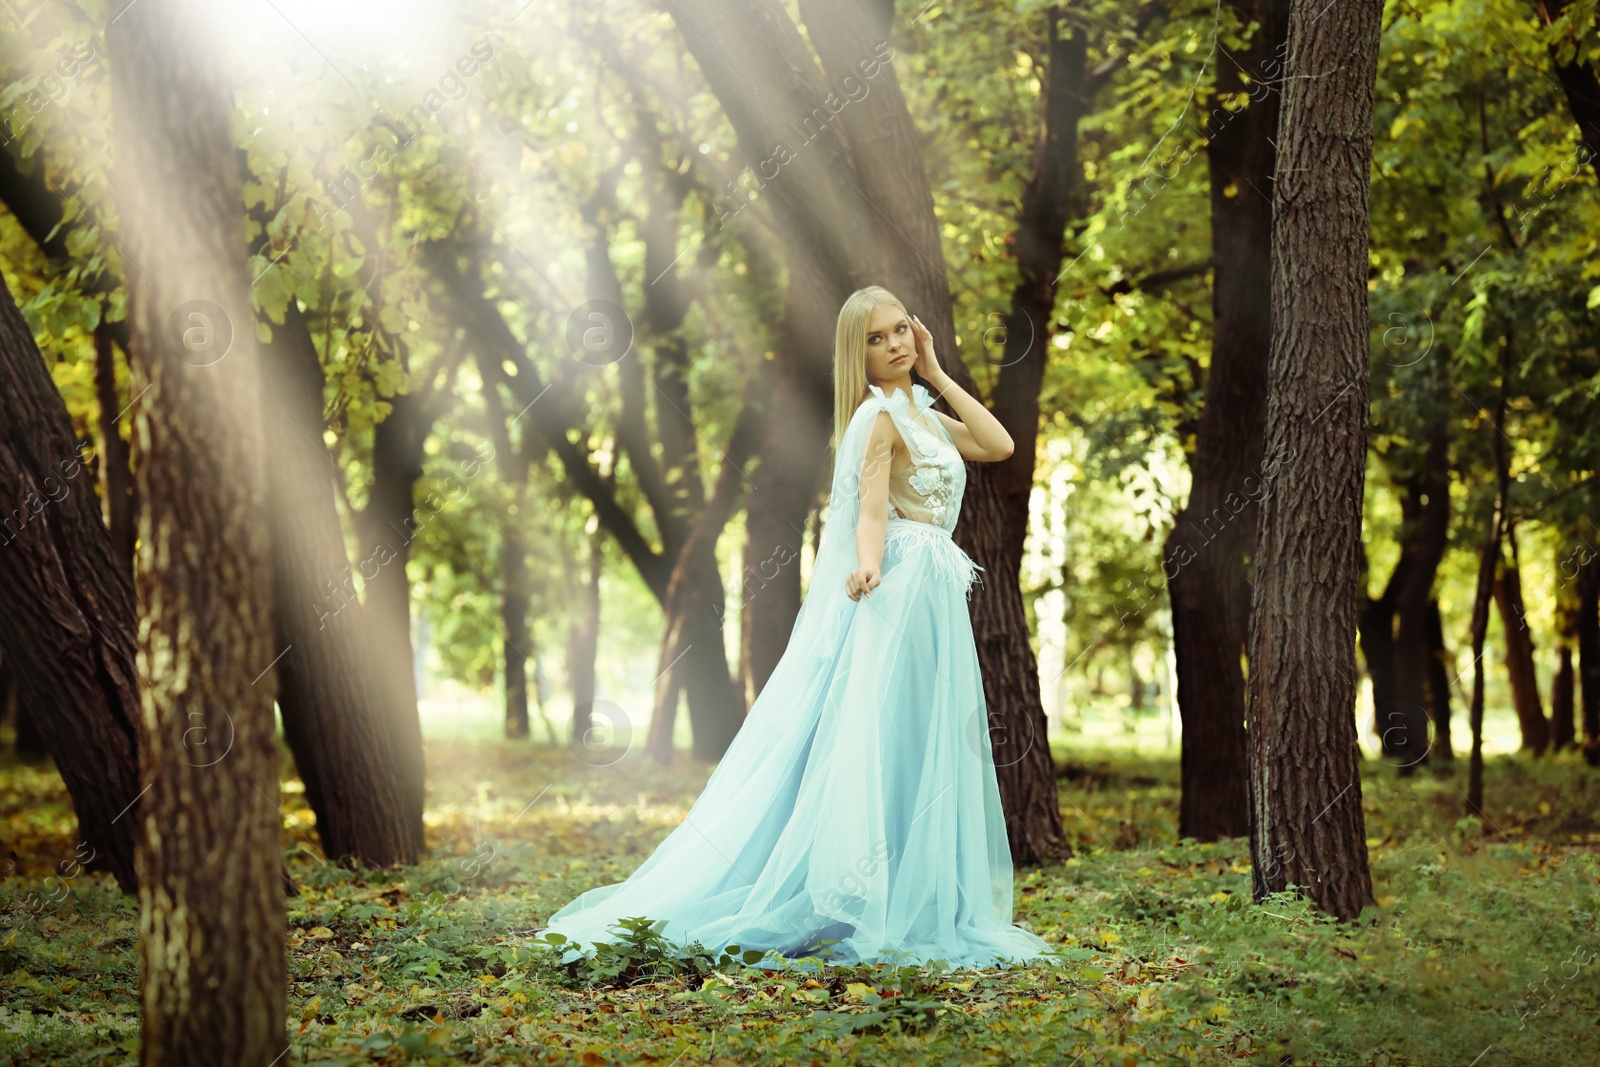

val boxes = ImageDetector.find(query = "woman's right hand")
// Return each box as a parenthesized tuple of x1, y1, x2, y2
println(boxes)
(846, 566, 882, 601)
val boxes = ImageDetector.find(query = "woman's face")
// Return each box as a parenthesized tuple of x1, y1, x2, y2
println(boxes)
(863, 303, 915, 385)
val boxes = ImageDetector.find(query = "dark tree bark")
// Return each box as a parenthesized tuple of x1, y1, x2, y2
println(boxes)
(1357, 588, 1399, 755)
(108, 0, 286, 1058)
(1551, 642, 1576, 751)
(1166, 0, 1289, 843)
(1391, 430, 1450, 771)
(1534, 0, 1600, 184)
(0, 274, 142, 891)
(501, 525, 532, 740)
(344, 190, 455, 843)
(356, 392, 431, 833)
(1493, 526, 1549, 754)
(1424, 598, 1455, 759)
(257, 302, 421, 865)
(1359, 427, 1451, 771)
(1244, 0, 1383, 920)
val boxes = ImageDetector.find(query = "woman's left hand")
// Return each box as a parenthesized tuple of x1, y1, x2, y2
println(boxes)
(909, 315, 945, 384)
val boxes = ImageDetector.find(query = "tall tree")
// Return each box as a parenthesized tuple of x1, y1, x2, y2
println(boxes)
(1164, 0, 1290, 841)
(0, 145, 138, 573)
(256, 297, 422, 864)
(0, 270, 142, 893)
(107, 0, 286, 1059)
(1244, 0, 1382, 919)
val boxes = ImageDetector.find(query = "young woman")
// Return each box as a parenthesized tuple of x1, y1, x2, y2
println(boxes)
(539, 286, 1052, 968)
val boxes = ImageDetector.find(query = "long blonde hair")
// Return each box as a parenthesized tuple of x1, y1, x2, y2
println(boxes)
(832, 285, 908, 452)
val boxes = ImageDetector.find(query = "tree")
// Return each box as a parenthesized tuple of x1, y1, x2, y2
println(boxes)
(107, 0, 286, 1059)
(1244, 0, 1383, 919)
(256, 297, 423, 865)
(1533, 0, 1600, 184)
(1164, 0, 1289, 841)
(0, 269, 142, 893)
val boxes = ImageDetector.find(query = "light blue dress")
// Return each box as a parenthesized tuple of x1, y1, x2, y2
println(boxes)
(539, 382, 1053, 968)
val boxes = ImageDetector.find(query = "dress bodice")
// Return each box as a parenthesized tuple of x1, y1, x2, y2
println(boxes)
(865, 383, 967, 535)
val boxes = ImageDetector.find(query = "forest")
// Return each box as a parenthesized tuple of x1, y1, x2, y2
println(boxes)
(0, 0, 1597, 1064)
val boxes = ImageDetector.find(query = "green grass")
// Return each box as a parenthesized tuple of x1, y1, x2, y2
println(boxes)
(1, 735, 1596, 1065)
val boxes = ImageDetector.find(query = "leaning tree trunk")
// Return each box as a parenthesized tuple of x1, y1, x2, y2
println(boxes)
(0, 272, 143, 893)
(258, 303, 421, 865)
(1166, 0, 1289, 842)
(108, 0, 286, 1060)
(1244, 0, 1383, 920)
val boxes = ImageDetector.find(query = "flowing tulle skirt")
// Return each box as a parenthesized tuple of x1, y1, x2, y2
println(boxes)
(539, 517, 1053, 969)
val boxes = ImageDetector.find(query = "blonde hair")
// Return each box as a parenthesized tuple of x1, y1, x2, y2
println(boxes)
(831, 285, 908, 452)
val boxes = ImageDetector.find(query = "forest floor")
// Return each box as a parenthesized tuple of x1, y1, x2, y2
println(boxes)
(0, 732, 1596, 1066)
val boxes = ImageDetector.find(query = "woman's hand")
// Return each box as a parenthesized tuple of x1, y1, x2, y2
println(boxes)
(846, 565, 882, 601)
(909, 314, 948, 387)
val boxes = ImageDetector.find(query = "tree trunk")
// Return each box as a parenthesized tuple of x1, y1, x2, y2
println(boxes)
(663, 0, 873, 720)
(1424, 598, 1455, 759)
(1244, 0, 1383, 920)
(1533, 0, 1600, 185)
(502, 524, 531, 740)
(470, 328, 536, 744)
(92, 330, 137, 574)
(1357, 591, 1399, 755)
(0, 276, 143, 890)
(358, 391, 430, 843)
(1166, 0, 1289, 843)
(568, 538, 602, 748)
(1577, 558, 1600, 749)
(968, 7, 1093, 863)
(258, 303, 421, 865)
(1551, 642, 1575, 751)
(647, 539, 742, 762)
(1467, 371, 1512, 816)
(108, 0, 286, 1058)
(1493, 529, 1549, 754)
